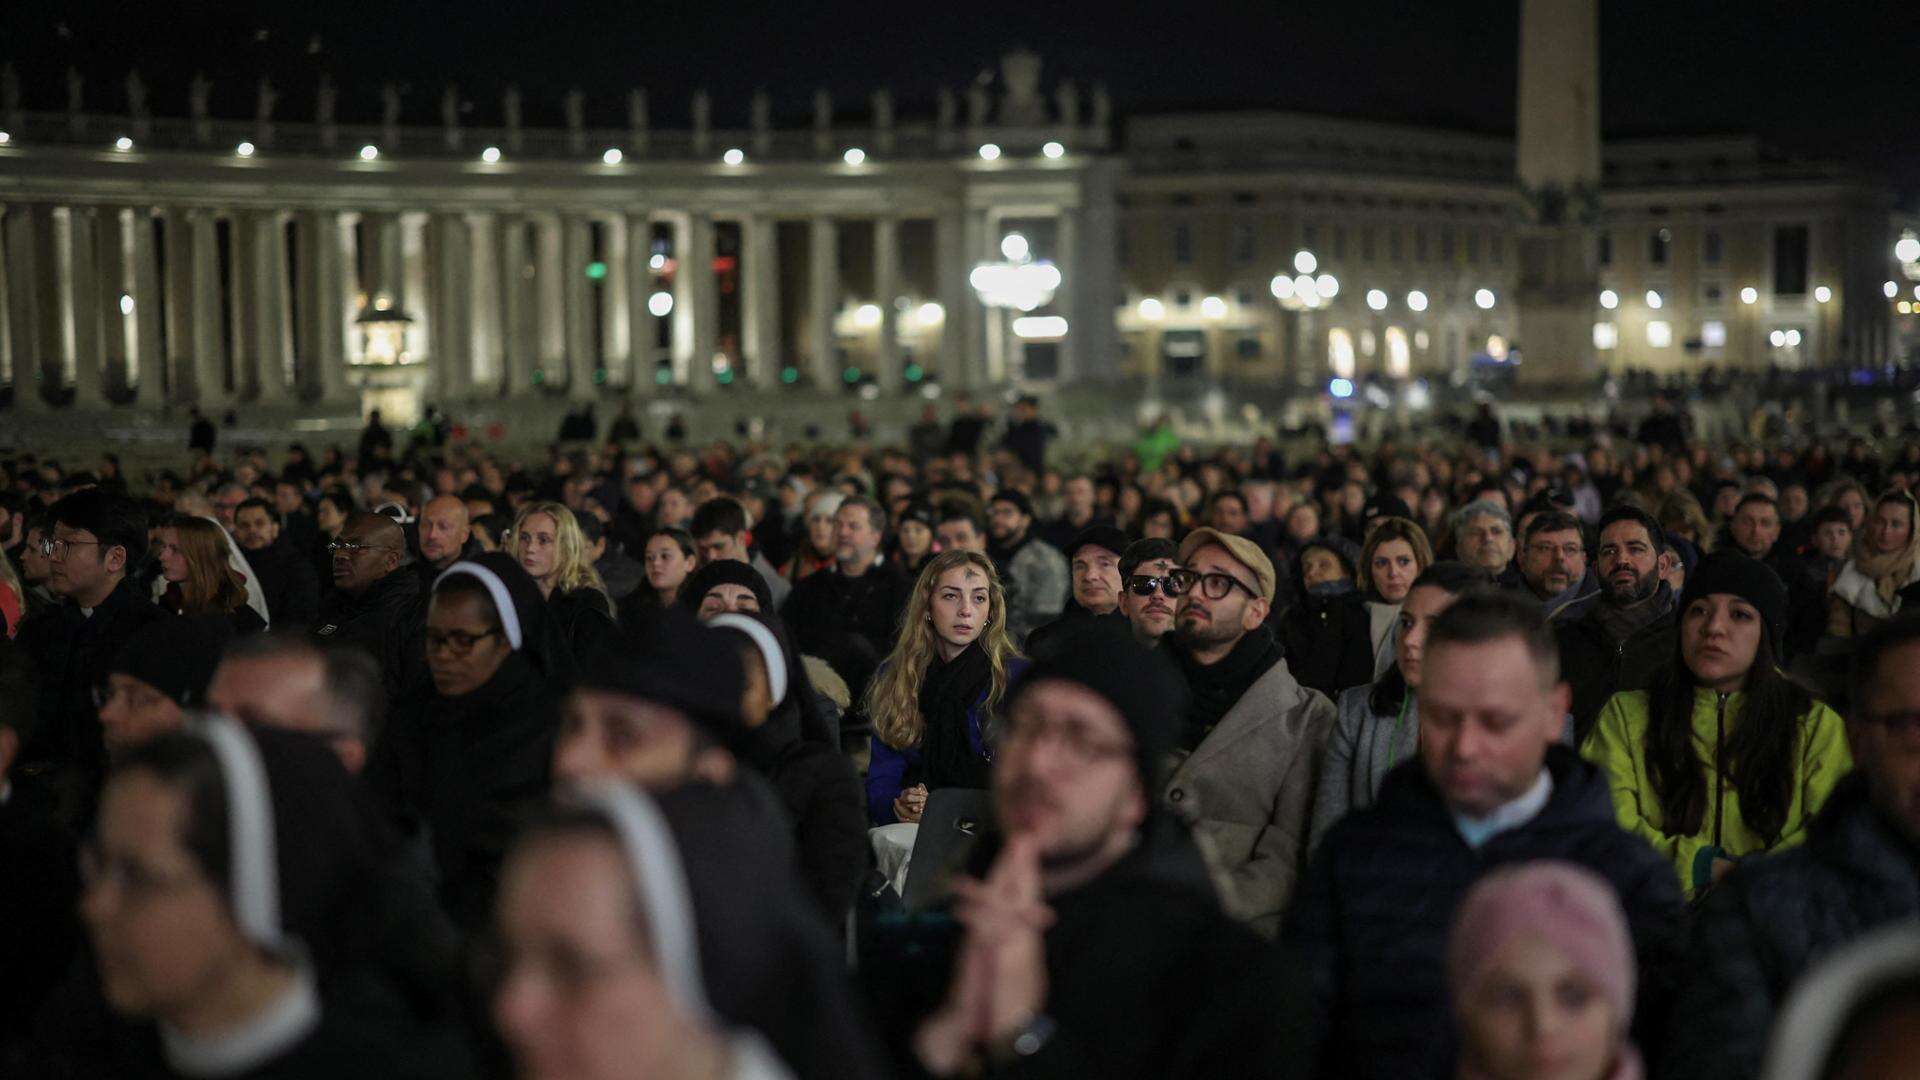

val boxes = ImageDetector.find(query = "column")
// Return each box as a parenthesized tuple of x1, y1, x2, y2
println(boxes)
(32, 207, 65, 404)
(873, 216, 900, 394)
(253, 212, 294, 403)
(602, 213, 630, 389)
(432, 212, 472, 399)
(400, 213, 431, 368)
(190, 211, 231, 406)
(965, 208, 994, 386)
(536, 214, 566, 386)
(936, 211, 969, 389)
(562, 213, 595, 399)
(499, 214, 535, 395)
(468, 212, 505, 394)
(686, 212, 717, 394)
(227, 210, 263, 401)
(742, 214, 781, 387)
(1071, 162, 1120, 385)
(808, 216, 839, 388)
(332, 212, 362, 391)
(624, 212, 654, 389)
(3, 207, 43, 410)
(95, 207, 131, 399)
(297, 210, 347, 404)
(130, 208, 164, 401)
(64, 207, 108, 408)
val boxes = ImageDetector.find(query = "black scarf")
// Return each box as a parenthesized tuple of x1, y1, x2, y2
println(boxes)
(916, 642, 995, 791)
(1171, 625, 1283, 750)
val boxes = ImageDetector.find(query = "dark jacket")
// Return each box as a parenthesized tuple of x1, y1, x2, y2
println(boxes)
(1023, 605, 1127, 661)
(766, 741, 868, 928)
(244, 537, 321, 630)
(19, 578, 169, 805)
(781, 562, 912, 704)
(1556, 596, 1679, 745)
(0, 775, 80, 1051)
(1277, 589, 1376, 702)
(311, 568, 429, 706)
(549, 585, 618, 667)
(1661, 773, 1920, 1080)
(1283, 746, 1686, 1080)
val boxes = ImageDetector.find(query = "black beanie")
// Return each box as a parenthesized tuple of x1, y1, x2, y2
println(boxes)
(579, 607, 747, 747)
(1065, 524, 1130, 562)
(110, 615, 234, 707)
(1005, 621, 1188, 794)
(677, 559, 775, 616)
(1679, 551, 1789, 656)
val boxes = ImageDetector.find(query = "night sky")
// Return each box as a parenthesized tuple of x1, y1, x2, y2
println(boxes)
(4, 1, 1917, 189)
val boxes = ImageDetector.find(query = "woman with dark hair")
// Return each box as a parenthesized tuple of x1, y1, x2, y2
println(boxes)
(632, 526, 697, 611)
(1277, 536, 1375, 701)
(893, 500, 937, 576)
(1585, 552, 1852, 897)
(60, 718, 469, 1077)
(153, 515, 266, 633)
(370, 552, 570, 929)
(709, 610, 866, 926)
(1310, 561, 1486, 849)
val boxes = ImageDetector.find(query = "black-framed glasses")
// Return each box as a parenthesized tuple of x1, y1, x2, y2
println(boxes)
(40, 537, 103, 557)
(1169, 569, 1258, 601)
(1126, 574, 1187, 598)
(426, 628, 502, 655)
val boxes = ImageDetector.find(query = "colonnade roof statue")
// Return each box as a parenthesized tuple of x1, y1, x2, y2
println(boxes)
(0, 51, 1112, 160)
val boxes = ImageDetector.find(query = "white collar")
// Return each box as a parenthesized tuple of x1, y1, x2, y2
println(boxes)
(159, 962, 320, 1078)
(1452, 768, 1554, 849)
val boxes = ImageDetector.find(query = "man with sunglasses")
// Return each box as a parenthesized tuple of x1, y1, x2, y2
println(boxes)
(1118, 538, 1181, 648)
(311, 512, 429, 706)
(1160, 527, 1336, 937)
(1664, 611, 1920, 1080)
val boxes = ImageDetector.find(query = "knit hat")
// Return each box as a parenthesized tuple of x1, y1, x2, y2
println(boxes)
(1679, 551, 1789, 655)
(1177, 527, 1278, 602)
(676, 559, 774, 616)
(1361, 493, 1414, 525)
(110, 615, 235, 708)
(1064, 524, 1130, 563)
(988, 489, 1035, 519)
(578, 608, 746, 745)
(1006, 620, 1188, 793)
(1449, 861, 1637, 1034)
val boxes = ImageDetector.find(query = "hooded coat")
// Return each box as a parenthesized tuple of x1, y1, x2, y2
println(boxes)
(709, 612, 868, 927)
(369, 553, 569, 931)
(1277, 543, 1376, 701)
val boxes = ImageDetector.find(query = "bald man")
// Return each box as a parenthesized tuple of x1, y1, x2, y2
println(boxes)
(313, 512, 429, 702)
(416, 495, 476, 587)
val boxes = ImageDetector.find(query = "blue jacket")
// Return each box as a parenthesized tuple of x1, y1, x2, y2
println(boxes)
(865, 658, 1030, 824)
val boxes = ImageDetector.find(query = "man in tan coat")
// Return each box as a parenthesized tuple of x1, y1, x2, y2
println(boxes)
(1162, 528, 1336, 937)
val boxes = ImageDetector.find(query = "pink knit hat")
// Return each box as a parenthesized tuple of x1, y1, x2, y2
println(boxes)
(1448, 861, 1637, 1029)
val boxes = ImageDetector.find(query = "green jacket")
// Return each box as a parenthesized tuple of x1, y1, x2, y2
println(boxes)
(1583, 685, 1852, 895)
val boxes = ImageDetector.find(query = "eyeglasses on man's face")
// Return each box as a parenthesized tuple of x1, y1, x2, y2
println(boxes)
(1168, 568, 1258, 601)
(1125, 574, 1187, 598)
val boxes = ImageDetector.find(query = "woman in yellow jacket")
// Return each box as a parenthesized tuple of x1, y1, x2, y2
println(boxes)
(1584, 551, 1852, 897)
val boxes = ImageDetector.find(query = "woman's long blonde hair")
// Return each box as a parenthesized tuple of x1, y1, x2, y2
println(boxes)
(510, 501, 608, 598)
(865, 549, 1020, 751)
(163, 516, 250, 615)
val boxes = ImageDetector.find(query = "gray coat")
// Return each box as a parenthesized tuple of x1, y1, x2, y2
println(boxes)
(1163, 658, 1337, 938)
(1310, 683, 1418, 852)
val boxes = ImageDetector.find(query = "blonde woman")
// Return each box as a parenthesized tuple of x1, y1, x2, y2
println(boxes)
(1829, 490, 1920, 639)
(863, 549, 1027, 827)
(154, 515, 266, 634)
(510, 500, 616, 663)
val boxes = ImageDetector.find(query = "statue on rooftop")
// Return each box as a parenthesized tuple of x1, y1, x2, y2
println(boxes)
(504, 85, 524, 151)
(999, 49, 1045, 127)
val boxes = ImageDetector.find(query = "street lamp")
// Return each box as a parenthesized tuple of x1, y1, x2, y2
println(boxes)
(353, 301, 416, 366)
(971, 232, 1064, 385)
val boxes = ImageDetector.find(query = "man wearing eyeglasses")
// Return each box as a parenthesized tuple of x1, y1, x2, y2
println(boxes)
(17, 489, 167, 813)
(1160, 527, 1336, 938)
(311, 512, 429, 705)
(1664, 611, 1920, 1080)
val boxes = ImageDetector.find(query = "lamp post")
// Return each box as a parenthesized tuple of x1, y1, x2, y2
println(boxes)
(1269, 249, 1337, 390)
(969, 232, 1062, 386)
(350, 298, 423, 425)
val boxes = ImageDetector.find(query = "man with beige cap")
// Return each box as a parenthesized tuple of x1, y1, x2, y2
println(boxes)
(1162, 526, 1337, 937)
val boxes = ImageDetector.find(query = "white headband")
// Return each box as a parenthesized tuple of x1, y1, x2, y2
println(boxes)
(193, 716, 285, 953)
(435, 561, 523, 650)
(570, 782, 712, 1020)
(708, 614, 788, 707)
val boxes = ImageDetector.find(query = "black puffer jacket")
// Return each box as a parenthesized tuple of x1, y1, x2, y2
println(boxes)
(311, 567, 429, 705)
(1283, 745, 1685, 1080)
(1555, 594, 1679, 745)
(1661, 773, 1920, 1080)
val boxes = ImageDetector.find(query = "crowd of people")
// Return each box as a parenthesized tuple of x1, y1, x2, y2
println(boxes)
(2, 397, 1920, 1079)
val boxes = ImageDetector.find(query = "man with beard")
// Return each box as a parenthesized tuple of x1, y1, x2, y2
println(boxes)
(909, 623, 1287, 1079)
(987, 490, 1069, 646)
(1160, 528, 1336, 936)
(1117, 538, 1180, 648)
(1516, 510, 1598, 623)
(232, 497, 320, 629)
(1555, 506, 1679, 744)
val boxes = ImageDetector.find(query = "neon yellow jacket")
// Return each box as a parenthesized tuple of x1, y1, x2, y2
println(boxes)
(1582, 686, 1852, 896)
